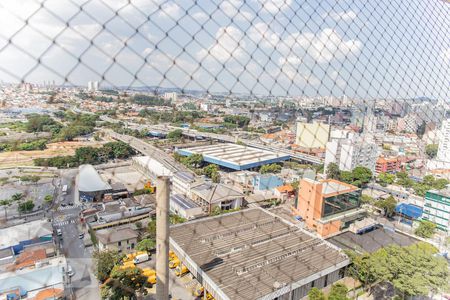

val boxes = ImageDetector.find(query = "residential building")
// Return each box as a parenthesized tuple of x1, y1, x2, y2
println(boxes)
(422, 189, 450, 232)
(0, 220, 53, 255)
(325, 135, 378, 173)
(293, 178, 364, 237)
(96, 227, 138, 253)
(295, 121, 330, 148)
(375, 157, 403, 173)
(172, 171, 197, 196)
(170, 194, 203, 220)
(437, 119, 450, 163)
(0, 256, 66, 300)
(189, 182, 244, 213)
(252, 174, 284, 191)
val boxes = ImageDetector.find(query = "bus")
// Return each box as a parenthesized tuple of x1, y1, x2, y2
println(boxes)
(62, 185, 68, 195)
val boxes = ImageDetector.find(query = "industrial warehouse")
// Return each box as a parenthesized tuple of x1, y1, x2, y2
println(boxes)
(177, 143, 290, 170)
(169, 208, 350, 300)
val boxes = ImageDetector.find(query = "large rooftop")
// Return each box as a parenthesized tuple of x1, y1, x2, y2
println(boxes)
(177, 143, 290, 170)
(78, 164, 112, 193)
(170, 208, 349, 300)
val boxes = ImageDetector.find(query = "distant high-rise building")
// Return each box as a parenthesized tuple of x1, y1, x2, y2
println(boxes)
(163, 92, 177, 102)
(295, 122, 330, 149)
(437, 119, 450, 163)
(87, 81, 99, 91)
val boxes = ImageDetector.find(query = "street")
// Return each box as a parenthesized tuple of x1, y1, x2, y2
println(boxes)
(52, 169, 101, 300)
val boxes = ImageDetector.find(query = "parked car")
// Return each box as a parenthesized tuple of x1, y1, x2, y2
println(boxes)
(56, 229, 62, 236)
(67, 265, 75, 277)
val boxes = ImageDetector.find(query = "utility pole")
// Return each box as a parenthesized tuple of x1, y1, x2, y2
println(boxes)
(156, 176, 170, 300)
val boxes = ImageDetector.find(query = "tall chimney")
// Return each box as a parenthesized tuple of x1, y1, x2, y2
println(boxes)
(156, 176, 170, 299)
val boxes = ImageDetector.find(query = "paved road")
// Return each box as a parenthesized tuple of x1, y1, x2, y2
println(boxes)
(53, 169, 101, 300)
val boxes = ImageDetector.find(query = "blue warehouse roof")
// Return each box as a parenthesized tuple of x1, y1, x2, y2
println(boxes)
(395, 203, 423, 219)
(177, 143, 290, 170)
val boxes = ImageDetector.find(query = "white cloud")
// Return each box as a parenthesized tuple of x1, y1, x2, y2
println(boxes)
(441, 48, 450, 64)
(327, 11, 357, 22)
(197, 26, 246, 63)
(258, 0, 292, 14)
(248, 23, 279, 48)
(220, 0, 253, 21)
(192, 11, 208, 22)
(158, 2, 181, 19)
(279, 28, 362, 64)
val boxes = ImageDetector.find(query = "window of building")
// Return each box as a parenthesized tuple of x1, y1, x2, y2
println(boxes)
(118, 241, 122, 246)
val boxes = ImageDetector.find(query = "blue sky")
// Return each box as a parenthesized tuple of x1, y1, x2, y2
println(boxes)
(0, 0, 448, 100)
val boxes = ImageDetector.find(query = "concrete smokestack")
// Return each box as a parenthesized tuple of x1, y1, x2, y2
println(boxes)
(156, 176, 170, 300)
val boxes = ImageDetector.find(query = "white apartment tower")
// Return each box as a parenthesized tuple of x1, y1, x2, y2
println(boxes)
(325, 133, 379, 173)
(437, 119, 450, 163)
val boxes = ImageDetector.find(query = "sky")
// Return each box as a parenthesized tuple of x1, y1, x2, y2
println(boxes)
(0, 0, 448, 100)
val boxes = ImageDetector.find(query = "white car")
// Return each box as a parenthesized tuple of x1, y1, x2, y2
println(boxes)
(56, 229, 62, 236)
(67, 265, 75, 277)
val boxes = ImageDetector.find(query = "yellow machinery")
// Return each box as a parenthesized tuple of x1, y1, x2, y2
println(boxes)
(141, 268, 157, 285)
(174, 265, 189, 277)
(144, 180, 156, 193)
(123, 251, 147, 263)
(169, 257, 180, 269)
(192, 285, 214, 299)
(169, 250, 176, 260)
(120, 261, 135, 269)
(192, 284, 204, 297)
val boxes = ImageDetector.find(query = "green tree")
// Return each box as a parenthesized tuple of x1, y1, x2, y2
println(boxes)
(374, 196, 397, 217)
(328, 283, 349, 300)
(308, 287, 326, 300)
(396, 172, 414, 188)
(361, 194, 375, 205)
(185, 153, 203, 169)
(414, 220, 437, 238)
(102, 266, 148, 300)
(377, 172, 395, 187)
(425, 144, 438, 159)
(18, 200, 34, 213)
(147, 218, 157, 239)
(339, 171, 353, 184)
(348, 242, 448, 297)
(326, 163, 340, 180)
(92, 249, 122, 282)
(11, 193, 23, 202)
(351, 166, 373, 187)
(260, 163, 282, 174)
(44, 194, 53, 203)
(136, 238, 156, 252)
(169, 214, 187, 224)
(433, 178, 449, 190)
(167, 129, 183, 140)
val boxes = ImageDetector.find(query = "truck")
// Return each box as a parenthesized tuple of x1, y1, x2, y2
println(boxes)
(133, 253, 150, 264)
